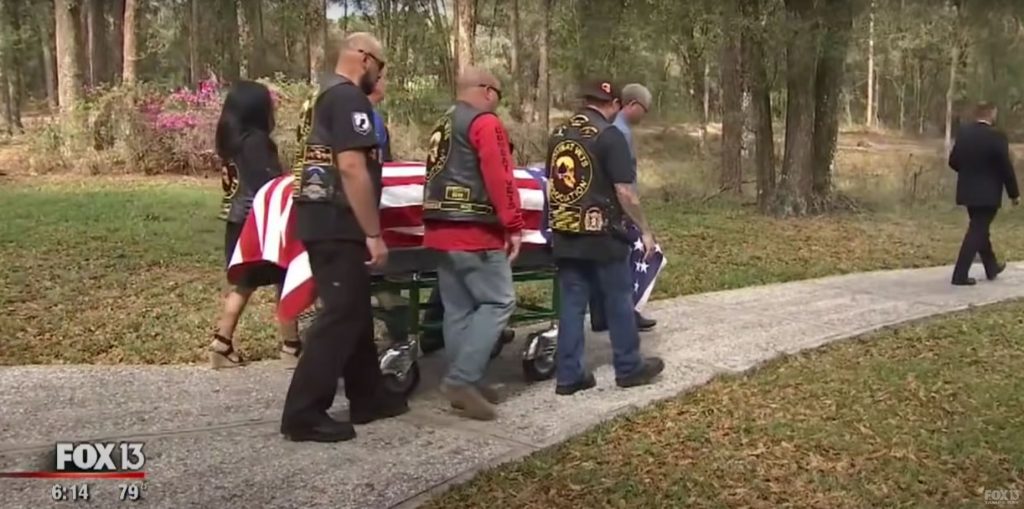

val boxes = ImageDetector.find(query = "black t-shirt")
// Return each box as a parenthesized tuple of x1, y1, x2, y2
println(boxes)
(551, 108, 635, 262)
(294, 79, 382, 242)
(223, 131, 283, 224)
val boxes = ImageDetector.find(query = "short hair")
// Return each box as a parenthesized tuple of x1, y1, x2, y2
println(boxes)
(621, 84, 652, 110)
(974, 101, 997, 120)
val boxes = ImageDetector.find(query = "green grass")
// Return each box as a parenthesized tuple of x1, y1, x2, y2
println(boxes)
(424, 300, 1024, 509)
(4, 176, 1024, 364)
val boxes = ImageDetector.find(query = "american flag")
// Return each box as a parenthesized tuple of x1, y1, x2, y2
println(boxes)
(227, 161, 666, 320)
(626, 224, 667, 311)
(227, 162, 550, 321)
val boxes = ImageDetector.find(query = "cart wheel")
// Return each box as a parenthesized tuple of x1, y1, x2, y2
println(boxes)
(490, 329, 516, 359)
(383, 361, 420, 397)
(521, 327, 557, 382)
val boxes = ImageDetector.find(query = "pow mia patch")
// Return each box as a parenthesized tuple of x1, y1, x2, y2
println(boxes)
(580, 126, 599, 138)
(352, 112, 372, 135)
(548, 140, 593, 205)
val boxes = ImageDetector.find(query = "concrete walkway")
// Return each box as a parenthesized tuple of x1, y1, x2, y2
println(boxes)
(2, 263, 1024, 509)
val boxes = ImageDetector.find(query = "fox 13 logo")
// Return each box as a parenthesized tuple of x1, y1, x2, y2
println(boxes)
(50, 442, 146, 473)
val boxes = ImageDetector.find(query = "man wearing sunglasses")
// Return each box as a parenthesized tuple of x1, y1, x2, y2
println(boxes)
(423, 67, 524, 421)
(284, 32, 408, 443)
(589, 83, 658, 333)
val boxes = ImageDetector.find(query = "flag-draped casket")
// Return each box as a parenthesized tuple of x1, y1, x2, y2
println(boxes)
(227, 162, 664, 321)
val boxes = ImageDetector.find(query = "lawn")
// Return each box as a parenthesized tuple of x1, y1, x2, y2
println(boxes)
(424, 300, 1024, 509)
(4, 175, 1024, 364)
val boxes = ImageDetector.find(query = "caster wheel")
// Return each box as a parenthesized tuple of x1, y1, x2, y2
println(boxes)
(382, 361, 420, 397)
(521, 327, 557, 382)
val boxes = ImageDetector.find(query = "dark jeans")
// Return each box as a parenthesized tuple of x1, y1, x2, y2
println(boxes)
(555, 257, 642, 386)
(953, 206, 1000, 281)
(281, 240, 383, 428)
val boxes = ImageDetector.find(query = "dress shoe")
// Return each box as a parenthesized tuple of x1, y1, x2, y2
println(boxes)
(349, 394, 410, 425)
(616, 357, 666, 388)
(636, 313, 657, 332)
(281, 417, 356, 443)
(555, 372, 597, 396)
(951, 277, 977, 286)
(987, 263, 1007, 281)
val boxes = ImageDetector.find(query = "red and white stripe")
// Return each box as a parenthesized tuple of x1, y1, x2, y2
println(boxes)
(227, 162, 547, 321)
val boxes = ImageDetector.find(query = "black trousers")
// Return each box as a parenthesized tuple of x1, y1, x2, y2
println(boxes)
(281, 239, 382, 428)
(952, 206, 1000, 281)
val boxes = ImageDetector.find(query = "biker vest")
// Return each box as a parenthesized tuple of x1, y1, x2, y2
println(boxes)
(546, 109, 624, 236)
(218, 158, 239, 221)
(422, 102, 498, 223)
(291, 74, 374, 206)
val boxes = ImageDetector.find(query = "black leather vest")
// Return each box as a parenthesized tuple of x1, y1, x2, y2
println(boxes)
(422, 102, 498, 223)
(546, 109, 623, 236)
(292, 74, 366, 206)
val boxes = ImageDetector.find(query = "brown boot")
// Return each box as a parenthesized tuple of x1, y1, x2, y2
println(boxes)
(440, 382, 496, 421)
(450, 384, 500, 410)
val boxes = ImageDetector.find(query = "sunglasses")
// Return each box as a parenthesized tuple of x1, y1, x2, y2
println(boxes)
(358, 49, 386, 71)
(479, 84, 502, 101)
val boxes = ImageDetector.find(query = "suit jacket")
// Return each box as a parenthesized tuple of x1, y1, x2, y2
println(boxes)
(949, 121, 1019, 208)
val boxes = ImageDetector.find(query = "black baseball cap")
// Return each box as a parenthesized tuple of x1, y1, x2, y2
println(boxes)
(579, 79, 619, 102)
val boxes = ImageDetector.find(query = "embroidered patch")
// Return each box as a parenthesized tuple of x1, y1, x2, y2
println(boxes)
(352, 112, 371, 135)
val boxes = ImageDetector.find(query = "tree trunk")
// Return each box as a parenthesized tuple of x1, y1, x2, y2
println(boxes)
(107, 0, 124, 83)
(866, 0, 875, 127)
(454, 0, 476, 77)
(536, 0, 551, 135)
(0, 71, 12, 136)
(3, 0, 25, 130)
(85, 0, 106, 86)
(774, 0, 819, 216)
(36, 2, 59, 111)
(56, 0, 84, 111)
(944, 2, 958, 152)
(239, 0, 266, 79)
(306, 0, 326, 84)
(720, 3, 744, 194)
(509, 0, 523, 121)
(221, 0, 241, 82)
(122, 0, 138, 86)
(742, 0, 776, 213)
(701, 59, 711, 151)
(810, 0, 856, 206)
(189, 0, 199, 84)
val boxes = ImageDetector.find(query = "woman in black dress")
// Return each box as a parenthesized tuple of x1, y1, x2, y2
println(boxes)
(211, 81, 301, 368)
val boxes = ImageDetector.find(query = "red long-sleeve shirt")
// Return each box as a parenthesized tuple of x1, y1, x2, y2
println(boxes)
(423, 113, 525, 252)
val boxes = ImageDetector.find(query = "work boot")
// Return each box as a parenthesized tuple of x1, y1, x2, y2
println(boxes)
(555, 372, 597, 396)
(616, 357, 665, 388)
(440, 382, 496, 421)
(636, 313, 657, 332)
(451, 384, 500, 410)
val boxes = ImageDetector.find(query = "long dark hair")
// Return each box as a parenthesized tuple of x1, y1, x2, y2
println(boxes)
(214, 81, 276, 159)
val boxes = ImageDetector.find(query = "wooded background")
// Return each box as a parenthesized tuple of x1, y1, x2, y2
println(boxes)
(1, 0, 1022, 216)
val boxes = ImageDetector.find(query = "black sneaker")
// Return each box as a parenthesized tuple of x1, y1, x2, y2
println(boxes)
(555, 372, 597, 396)
(281, 416, 356, 442)
(951, 277, 977, 286)
(616, 357, 665, 388)
(349, 395, 410, 425)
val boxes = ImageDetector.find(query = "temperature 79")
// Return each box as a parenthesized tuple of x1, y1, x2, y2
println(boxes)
(117, 483, 145, 502)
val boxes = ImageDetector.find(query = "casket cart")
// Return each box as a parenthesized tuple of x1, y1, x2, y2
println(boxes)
(288, 163, 560, 397)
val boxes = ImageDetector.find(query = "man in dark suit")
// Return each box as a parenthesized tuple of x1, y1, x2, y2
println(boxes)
(948, 101, 1020, 286)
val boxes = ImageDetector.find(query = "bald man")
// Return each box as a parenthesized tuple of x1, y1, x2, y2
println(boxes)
(422, 67, 524, 420)
(284, 32, 408, 443)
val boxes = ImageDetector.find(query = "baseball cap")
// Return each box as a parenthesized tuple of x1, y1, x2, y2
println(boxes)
(579, 79, 619, 102)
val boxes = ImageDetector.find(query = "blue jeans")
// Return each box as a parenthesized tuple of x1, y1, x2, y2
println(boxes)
(555, 257, 642, 386)
(437, 250, 516, 386)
